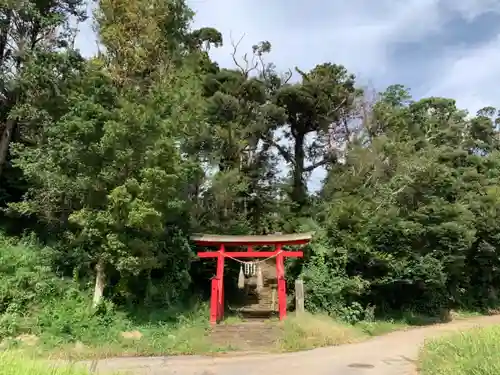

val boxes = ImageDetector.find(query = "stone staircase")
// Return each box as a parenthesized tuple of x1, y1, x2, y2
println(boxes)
(209, 320, 282, 351)
(209, 260, 282, 350)
(232, 259, 278, 319)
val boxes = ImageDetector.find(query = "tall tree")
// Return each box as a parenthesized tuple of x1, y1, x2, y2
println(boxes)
(196, 40, 286, 233)
(272, 63, 361, 210)
(0, 0, 86, 180)
(10, 0, 208, 307)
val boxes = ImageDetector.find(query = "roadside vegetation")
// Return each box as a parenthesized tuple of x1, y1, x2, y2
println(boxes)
(0, 233, 484, 359)
(0, 351, 89, 375)
(420, 325, 500, 375)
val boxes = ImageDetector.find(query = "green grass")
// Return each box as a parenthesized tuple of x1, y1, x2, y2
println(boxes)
(355, 319, 409, 336)
(276, 313, 365, 351)
(0, 351, 90, 375)
(2, 304, 232, 360)
(419, 325, 500, 375)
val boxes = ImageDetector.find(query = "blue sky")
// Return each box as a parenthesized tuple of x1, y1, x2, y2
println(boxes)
(75, 0, 500, 188)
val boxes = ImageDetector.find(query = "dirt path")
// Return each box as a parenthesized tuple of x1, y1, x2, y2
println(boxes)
(76, 315, 500, 375)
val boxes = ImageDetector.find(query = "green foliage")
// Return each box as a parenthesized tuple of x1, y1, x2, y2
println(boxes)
(297, 226, 367, 323)
(0, 234, 90, 339)
(9, 56, 203, 305)
(316, 92, 500, 320)
(0, 235, 216, 355)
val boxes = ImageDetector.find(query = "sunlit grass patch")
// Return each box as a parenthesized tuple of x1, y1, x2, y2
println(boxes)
(276, 312, 365, 351)
(0, 351, 90, 375)
(419, 325, 500, 375)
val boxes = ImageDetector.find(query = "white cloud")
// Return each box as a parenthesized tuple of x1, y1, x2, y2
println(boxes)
(191, 0, 500, 83)
(73, 0, 500, 189)
(75, 0, 500, 112)
(448, 0, 500, 21)
(424, 34, 500, 114)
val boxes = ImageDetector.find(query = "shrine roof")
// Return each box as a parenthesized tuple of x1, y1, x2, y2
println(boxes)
(191, 232, 313, 246)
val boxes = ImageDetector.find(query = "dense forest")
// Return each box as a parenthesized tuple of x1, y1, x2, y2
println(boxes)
(2, 0, 500, 333)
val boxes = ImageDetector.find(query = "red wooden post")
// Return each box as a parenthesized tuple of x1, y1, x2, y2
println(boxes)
(275, 244, 287, 320)
(216, 244, 225, 321)
(209, 278, 218, 324)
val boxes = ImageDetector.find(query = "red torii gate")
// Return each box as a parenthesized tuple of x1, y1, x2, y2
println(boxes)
(192, 233, 313, 324)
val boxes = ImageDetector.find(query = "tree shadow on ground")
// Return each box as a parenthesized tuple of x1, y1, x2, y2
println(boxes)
(378, 309, 470, 327)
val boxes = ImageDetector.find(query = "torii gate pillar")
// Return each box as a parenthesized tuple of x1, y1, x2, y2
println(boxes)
(192, 233, 313, 324)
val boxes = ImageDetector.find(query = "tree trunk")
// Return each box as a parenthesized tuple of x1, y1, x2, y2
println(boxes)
(92, 259, 106, 308)
(0, 118, 16, 178)
(144, 270, 153, 306)
(291, 133, 307, 210)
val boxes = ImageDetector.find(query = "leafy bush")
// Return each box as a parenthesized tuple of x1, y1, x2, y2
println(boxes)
(0, 235, 64, 314)
(298, 224, 369, 323)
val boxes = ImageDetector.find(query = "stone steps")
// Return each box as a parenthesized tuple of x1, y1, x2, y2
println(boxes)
(232, 259, 278, 317)
(225, 258, 284, 322)
(210, 321, 282, 350)
(210, 258, 284, 349)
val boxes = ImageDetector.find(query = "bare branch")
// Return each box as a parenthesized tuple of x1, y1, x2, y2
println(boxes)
(256, 52, 267, 80)
(282, 68, 293, 84)
(229, 32, 259, 77)
(262, 133, 294, 164)
(230, 31, 245, 72)
(304, 153, 336, 172)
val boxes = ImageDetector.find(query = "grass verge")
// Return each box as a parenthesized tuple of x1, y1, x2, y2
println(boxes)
(276, 310, 481, 353)
(7, 310, 481, 359)
(419, 325, 500, 375)
(276, 313, 365, 351)
(3, 307, 232, 360)
(0, 351, 90, 375)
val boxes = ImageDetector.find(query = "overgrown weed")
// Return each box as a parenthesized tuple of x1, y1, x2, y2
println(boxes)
(420, 325, 500, 375)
